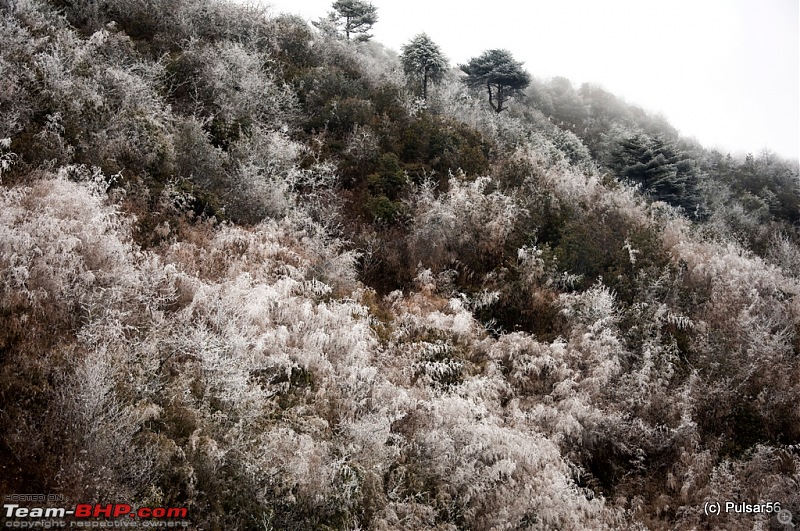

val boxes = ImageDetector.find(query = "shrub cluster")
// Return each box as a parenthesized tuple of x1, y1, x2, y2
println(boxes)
(1, 1, 798, 529)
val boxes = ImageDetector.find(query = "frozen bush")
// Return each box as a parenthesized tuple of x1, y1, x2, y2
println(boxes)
(385, 396, 616, 529)
(199, 41, 298, 134)
(409, 175, 525, 271)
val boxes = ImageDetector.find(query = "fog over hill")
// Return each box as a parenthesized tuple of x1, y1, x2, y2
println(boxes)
(1, 0, 799, 529)
(265, 0, 800, 160)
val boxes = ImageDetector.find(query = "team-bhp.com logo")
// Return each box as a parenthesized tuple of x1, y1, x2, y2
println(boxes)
(4, 503, 189, 528)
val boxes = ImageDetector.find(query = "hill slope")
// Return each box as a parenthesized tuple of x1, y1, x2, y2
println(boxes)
(1, 1, 799, 529)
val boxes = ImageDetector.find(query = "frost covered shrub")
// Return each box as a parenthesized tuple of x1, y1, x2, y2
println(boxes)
(206, 42, 297, 129)
(264, 14, 319, 78)
(90, 0, 174, 40)
(384, 396, 615, 530)
(670, 238, 800, 451)
(0, 167, 371, 522)
(669, 237, 798, 366)
(171, 115, 227, 190)
(309, 30, 403, 92)
(175, 40, 298, 145)
(388, 293, 480, 350)
(87, 219, 376, 527)
(0, 7, 78, 167)
(5, 15, 177, 176)
(166, 36, 299, 141)
(0, 171, 135, 334)
(0, 11, 40, 140)
(59, 0, 277, 56)
(767, 231, 800, 278)
(173, 115, 337, 225)
(225, 127, 301, 222)
(486, 278, 698, 504)
(409, 176, 525, 273)
(0, 138, 17, 181)
(490, 332, 573, 400)
(159, 217, 359, 316)
(429, 78, 530, 150)
(173, 0, 273, 46)
(699, 179, 776, 254)
(673, 445, 800, 531)
(353, 40, 405, 89)
(550, 127, 593, 169)
(0, 171, 172, 497)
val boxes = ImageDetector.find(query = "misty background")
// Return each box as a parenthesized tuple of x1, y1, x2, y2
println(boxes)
(262, 0, 800, 160)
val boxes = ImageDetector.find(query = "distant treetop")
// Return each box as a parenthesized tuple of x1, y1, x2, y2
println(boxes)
(401, 33, 448, 100)
(317, 0, 378, 42)
(460, 49, 531, 113)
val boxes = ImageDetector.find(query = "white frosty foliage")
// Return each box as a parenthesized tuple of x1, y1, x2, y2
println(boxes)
(384, 396, 612, 530)
(409, 175, 525, 269)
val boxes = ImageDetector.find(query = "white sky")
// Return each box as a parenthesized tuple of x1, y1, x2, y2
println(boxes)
(260, 0, 800, 159)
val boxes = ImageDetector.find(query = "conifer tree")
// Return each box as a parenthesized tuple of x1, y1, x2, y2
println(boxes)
(611, 133, 701, 215)
(326, 0, 378, 42)
(400, 33, 448, 100)
(460, 49, 531, 113)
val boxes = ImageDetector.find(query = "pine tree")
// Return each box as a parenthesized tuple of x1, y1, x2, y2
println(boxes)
(326, 0, 378, 42)
(400, 33, 448, 100)
(460, 49, 531, 113)
(611, 133, 701, 215)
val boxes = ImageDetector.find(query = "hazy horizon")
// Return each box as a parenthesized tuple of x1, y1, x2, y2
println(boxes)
(261, 0, 800, 160)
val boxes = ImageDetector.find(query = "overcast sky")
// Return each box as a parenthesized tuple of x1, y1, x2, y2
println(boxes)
(260, 0, 800, 160)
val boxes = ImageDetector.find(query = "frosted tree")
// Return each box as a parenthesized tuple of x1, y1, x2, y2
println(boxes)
(610, 133, 700, 214)
(320, 0, 378, 42)
(460, 49, 531, 113)
(400, 33, 448, 100)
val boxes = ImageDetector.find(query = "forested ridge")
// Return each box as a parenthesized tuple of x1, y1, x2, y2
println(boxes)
(1, 0, 799, 529)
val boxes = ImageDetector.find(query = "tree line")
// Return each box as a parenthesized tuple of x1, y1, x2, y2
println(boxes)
(318, 0, 532, 111)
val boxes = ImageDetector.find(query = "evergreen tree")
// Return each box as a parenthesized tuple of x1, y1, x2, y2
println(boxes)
(460, 49, 531, 113)
(400, 33, 448, 100)
(324, 0, 378, 42)
(611, 133, 701, 216)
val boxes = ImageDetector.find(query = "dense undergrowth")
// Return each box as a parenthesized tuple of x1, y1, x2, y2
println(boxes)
(1, 0, 799, 529)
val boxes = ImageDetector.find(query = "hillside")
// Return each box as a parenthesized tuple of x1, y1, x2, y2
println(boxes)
(1, 1, 799, 529)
